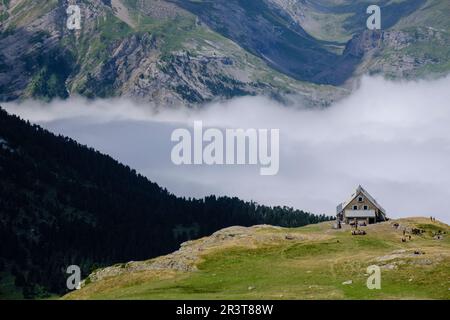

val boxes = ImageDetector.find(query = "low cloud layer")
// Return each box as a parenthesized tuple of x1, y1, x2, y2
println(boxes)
(4, 76, 450, 223)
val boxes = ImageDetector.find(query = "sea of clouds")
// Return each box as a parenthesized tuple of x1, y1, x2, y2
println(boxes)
(4, 76, 450, 223)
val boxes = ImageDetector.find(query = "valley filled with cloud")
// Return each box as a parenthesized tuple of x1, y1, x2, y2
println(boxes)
(4, 76, 450, 223)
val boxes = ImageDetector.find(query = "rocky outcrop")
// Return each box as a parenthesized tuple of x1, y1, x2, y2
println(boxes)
(84, 225, 304, 284)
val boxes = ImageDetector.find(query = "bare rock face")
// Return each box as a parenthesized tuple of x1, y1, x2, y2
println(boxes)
(344, 29, 417, 59)
(344, 31, 384, 58)
(344, 27, 449, 79)
(374, 248, 448, 270)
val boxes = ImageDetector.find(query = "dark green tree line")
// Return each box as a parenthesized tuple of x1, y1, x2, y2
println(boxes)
(0, 107, 332, 298)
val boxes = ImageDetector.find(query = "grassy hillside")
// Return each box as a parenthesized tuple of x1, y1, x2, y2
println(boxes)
(65, 217, 450, 300)
(0, 107, 329, 299)
(267, 0, 428, 42)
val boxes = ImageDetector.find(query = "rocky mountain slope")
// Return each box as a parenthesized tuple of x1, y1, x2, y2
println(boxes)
(263, 0, 450, 79)
(65, 217, 450, 300)
(1, 0, 449, 106)
(0, 0, 344, 106)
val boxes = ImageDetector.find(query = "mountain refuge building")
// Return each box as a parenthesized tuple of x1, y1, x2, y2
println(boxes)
(336, 186, 387, 224)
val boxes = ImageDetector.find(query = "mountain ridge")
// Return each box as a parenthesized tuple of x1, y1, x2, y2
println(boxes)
(1, 0, 449, 106)
(0, 0, 344, 106)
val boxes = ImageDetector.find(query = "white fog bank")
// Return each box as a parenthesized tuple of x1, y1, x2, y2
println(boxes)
(4, 76, 450, 223)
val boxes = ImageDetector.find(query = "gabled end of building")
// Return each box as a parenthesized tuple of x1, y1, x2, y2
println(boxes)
(336, 185, 387, 224)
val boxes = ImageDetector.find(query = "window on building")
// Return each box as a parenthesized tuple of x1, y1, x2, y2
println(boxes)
(353, 205, 358, 210)
(364, 205, 368, 210)
(358, 196, 364, 202)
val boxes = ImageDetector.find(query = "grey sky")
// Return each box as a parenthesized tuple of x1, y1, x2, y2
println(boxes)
(4, 76, 450, 223)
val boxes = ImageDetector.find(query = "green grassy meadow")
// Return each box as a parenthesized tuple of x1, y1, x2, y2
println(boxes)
(65, 217, 450, 300)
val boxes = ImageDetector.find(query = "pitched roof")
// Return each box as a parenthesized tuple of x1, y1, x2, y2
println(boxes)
(337, 185, 386, 215)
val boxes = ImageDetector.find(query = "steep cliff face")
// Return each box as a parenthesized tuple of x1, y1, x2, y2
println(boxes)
(345, 27, 450, 79)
